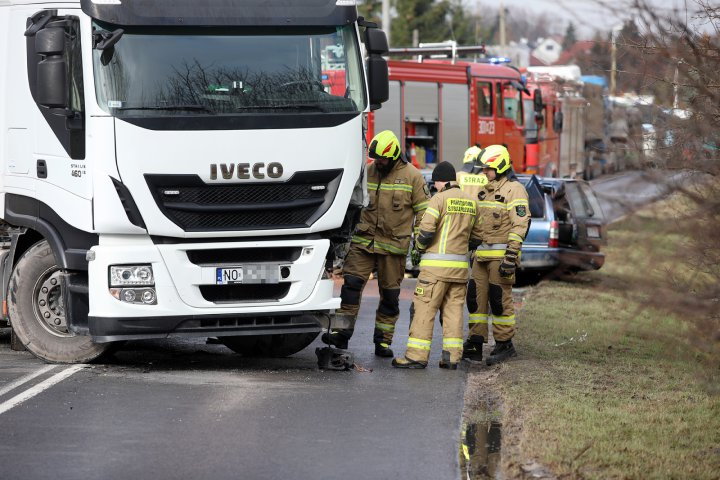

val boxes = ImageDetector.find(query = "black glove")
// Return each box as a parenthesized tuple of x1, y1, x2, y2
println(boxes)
(499, 250, 518, 278)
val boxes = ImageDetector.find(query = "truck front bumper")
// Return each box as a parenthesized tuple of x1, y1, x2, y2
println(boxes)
(87, 237, 339, 343)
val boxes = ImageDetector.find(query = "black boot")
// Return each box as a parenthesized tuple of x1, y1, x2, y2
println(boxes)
(321, 330, 351, 350)
(439, 350, 459, 370)
(486, 340, 517, 366)
(462, 335, 484, 362)
(374, 342, 394, 357)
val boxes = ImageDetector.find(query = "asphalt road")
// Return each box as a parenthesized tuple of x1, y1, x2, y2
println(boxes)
(0, 170, 675, 480)
(0, 280, 466, 480)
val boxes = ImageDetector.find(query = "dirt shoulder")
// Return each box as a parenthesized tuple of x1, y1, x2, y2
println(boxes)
(463, 205, 720, 479)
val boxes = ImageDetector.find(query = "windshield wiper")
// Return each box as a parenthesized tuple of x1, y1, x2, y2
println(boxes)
(235, 104, 328, 112)
(114, 105, 214, 113)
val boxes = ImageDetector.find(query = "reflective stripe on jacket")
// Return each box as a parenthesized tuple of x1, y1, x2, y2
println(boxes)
(474, 176, 530, 262)
(417, 184, 479, 282)
(351, 161, 430, 256)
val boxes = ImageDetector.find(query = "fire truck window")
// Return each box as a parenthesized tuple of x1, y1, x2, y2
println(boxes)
(501, 83, 523, 126)
(476, 82, 493, 117)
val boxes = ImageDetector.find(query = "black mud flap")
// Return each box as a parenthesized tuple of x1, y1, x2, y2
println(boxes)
(60, 271, 90, 336)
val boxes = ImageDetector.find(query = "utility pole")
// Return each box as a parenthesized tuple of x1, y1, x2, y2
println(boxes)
(610, 24, 623, 97)
(499, 0, 506, 48)
(673, 60, 682, 111)
(382, 0, 391, 45)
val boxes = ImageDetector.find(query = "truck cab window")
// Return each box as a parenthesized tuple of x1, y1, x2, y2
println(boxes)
(501, 83, 523, 126)
(476, 82, 493, 117)
(92, 24, 367, 117)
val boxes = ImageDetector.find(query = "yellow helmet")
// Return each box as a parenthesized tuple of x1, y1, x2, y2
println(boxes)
(479, 145, 511, 174)
(369, 130, 401, 161)
(462, 146, 482, 164)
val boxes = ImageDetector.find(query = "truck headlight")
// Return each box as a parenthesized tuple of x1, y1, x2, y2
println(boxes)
(109, 265, 154, 287)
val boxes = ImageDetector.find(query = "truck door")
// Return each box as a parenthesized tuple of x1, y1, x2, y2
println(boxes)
(14, 9, 93, 235)
(496, 82, 525, 171)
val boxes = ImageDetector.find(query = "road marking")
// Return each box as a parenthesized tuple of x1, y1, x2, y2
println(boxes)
(0, 365, 57, 397)
(0, 365, 86, 416)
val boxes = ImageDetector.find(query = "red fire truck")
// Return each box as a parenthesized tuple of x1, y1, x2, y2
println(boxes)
(523, 72, 562, 177)
(366, 58, 528, 171)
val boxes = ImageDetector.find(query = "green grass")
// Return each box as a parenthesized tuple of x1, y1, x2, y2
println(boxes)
(490, 205, 720, 479)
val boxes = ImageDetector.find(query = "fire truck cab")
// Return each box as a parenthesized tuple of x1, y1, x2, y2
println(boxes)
(369, 60, 527, 170)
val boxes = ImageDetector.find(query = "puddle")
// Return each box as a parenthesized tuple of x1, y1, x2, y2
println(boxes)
(460, 419, 503, 479)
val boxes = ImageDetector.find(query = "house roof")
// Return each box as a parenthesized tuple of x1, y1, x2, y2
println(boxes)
(555, 40, 596, 65)
(529, 54, 548, 67)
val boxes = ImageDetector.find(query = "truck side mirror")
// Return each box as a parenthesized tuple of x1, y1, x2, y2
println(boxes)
(365, 28, 389, 110)
(368, 55, 389, 110)
(533, 88, 543, 113)
(365, 28, 389, 55)
(554, 110, 564, 132)
(35, 27, 69, 110)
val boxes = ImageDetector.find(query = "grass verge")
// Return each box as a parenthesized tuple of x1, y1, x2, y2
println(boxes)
(471, 202, 720, 479)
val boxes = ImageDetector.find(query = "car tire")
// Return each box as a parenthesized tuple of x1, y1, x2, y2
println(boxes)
(220, 332, 319, 358)
(8, 240, 112, 364)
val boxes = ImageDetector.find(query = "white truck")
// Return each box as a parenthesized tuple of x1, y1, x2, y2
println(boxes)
(0, 0, 389, 363)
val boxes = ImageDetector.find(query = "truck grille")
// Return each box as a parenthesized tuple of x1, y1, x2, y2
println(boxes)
(199, 284, 291, 303)
(145, 170, 343, 232)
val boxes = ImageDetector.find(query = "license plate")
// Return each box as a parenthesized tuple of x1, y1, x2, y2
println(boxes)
(215, 265, 280, 285)
(586, 226, 600, 238)
(216, 267, 243, 285)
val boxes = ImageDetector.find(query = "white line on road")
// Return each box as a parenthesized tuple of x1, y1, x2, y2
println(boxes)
(0, 365, 57, 398)
(0, 365, 86, 416)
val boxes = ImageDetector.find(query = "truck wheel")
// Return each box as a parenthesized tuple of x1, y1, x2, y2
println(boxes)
(7, 240, 111, 364)
(220, 332, 319, 358)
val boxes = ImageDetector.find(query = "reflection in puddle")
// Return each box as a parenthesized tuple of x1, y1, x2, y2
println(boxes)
(460, 421, 502, 479)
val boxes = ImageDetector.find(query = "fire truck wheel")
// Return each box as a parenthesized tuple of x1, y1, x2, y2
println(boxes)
(7, 240, 111, 364)
(220, 332, 319, 358)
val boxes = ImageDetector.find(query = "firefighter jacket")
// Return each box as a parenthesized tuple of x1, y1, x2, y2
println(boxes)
(474, 175, 530, 262)
(456, 171, 488, 200)
(415, 184, 482, 282)
(351, 160, 430, 256)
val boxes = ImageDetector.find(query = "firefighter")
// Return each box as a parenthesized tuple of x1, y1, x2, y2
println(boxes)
(456, 145, 489, 323)
(464, 145, 529, 366)
(456, 145, 488, 197)
(322, 130, 430, 357)
(392, 161, 483, 369)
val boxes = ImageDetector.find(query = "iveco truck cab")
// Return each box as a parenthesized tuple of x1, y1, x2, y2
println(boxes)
(0, 0, 389, 362)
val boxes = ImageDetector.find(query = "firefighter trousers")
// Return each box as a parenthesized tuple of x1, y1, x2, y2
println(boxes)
(335, 245, 406, 345)
(468, 260, 516, 342)
(404, 272, 466, 364)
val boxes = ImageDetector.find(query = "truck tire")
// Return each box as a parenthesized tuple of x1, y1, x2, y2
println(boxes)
(220, 332, 319, 358)
(7, 240, 111, 364)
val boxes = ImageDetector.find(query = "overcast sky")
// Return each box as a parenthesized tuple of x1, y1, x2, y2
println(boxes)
(471, 0, 711, 38)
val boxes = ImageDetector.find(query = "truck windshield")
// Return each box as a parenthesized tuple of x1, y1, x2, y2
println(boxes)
(92, 24, 366, 116)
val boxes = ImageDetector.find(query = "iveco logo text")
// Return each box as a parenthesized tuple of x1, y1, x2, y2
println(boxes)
(210, 162, 284, 180)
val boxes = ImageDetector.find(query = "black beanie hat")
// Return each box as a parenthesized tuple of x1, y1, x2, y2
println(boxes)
(431, 161, 456, 182)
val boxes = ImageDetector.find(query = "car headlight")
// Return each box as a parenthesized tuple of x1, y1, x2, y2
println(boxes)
(109, 265, 154, 287)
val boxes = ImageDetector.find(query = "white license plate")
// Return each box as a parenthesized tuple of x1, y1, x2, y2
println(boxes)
(586, 226, 600, 238)
(215, 265, 280, 285)
(216, 267, 243, 285)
